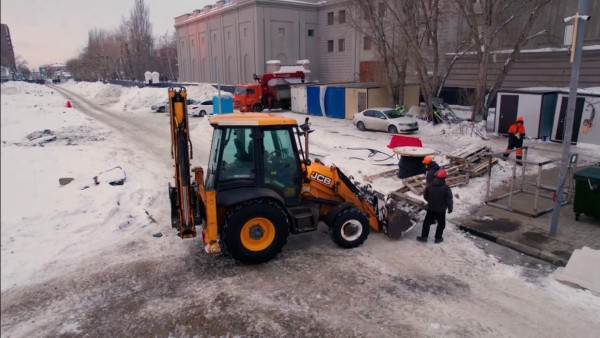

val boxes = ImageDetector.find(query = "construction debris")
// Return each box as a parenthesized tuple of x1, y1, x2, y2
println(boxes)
(446, 144, 497, 178)
(366, 145, 499, 211)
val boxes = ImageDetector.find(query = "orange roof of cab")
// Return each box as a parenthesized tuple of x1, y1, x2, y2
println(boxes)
(209, 112, 298, 126)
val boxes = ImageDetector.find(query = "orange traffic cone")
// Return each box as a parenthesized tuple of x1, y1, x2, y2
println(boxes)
(65, 101, 72, 108)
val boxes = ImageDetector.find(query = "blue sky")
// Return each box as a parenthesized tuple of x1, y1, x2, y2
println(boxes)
(1, 0, 212, 69)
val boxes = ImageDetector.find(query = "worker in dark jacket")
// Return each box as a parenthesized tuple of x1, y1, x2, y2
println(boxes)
(422, 156, 440, 185)
(417, 169, 453, 244)
(503, 116, 526, 161)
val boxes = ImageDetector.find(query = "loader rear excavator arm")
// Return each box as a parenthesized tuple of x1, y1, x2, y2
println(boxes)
(168, 87, 196, 238)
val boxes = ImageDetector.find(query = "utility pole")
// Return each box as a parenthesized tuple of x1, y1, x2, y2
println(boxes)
(549, 0, 589, 236)
(215, 67, 222, 115)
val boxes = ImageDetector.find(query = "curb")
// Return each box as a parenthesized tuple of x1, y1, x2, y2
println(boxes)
(458, 225, 568, 266)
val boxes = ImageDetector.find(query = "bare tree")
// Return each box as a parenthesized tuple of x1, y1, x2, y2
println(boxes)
(66, 0, 157, 82)
(386, 0, 446, 116)
(124, 0, 155, 80)
(453, 0, 552, 121)
(155, 31, 178, 81)
(14, 54, 29, 79)
(347, 1, 408, 106)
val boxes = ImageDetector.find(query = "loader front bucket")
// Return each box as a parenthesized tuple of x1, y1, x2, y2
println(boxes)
(384, 202, 418, 239)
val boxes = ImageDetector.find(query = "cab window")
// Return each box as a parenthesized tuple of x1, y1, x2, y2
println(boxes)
(263, 128, 300, 200)
(218, 127, 255, 182)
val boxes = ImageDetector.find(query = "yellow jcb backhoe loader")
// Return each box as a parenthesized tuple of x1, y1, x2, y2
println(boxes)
(168, 87, 416, 264)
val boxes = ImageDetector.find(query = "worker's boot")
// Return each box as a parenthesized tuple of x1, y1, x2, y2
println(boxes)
(416, 236, 428, 243)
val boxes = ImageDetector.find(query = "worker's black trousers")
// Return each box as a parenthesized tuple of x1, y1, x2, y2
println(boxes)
(421, 211, 446, 239)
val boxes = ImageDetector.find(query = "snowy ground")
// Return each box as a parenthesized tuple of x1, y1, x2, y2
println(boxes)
(1, 81, 599, 337)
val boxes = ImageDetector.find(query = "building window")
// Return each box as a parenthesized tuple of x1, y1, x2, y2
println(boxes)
(363, 37, 371, 50)
(308, 29, 314, 37)
(278, 27, 285, 36)
(191, 39, 194, 46)
(327, 12, 334, 25)
(202, 36, 205, 44)
(328, 40, 334, 52)
(378, 3, 387, 17)
(244, 27, 248, 37)
(227, 31, 231, 40)
(338, 39, 345, 52)
(339, 10, 346, 24)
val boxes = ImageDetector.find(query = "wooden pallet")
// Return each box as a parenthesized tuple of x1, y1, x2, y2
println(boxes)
(401, 165, 470, 195)
(389, 187, 427, 210)
(362, 168, 398, 182)
(469, 158, 499, 177)
(446, 144, 492, 164)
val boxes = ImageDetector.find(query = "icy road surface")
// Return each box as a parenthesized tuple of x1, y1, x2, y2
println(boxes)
(1, 81, 599, 337)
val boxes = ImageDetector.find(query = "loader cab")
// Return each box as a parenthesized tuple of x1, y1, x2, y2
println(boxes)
(205, 113, 303, 206)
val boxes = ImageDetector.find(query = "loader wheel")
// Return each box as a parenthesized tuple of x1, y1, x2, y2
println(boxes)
(252, 104, 263, 112)
(330, 208, 370, 249)
(357, 122, 366, 131)
(223, 199, 289, 264)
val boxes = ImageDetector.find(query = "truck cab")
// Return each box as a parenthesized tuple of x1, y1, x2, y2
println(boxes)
(233, 84, 262, 112)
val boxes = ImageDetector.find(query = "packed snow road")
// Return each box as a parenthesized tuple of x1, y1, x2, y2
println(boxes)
(1, 82, 599, 337)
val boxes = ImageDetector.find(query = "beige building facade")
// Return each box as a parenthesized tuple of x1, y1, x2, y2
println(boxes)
(174, 0, 380, 84)
(175, 0, 321, 84)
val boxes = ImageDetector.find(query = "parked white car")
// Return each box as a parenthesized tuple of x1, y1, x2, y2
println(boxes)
(150, 99, 196, 113)
(352, 107, 419, 134)
(150, 99, 168, 113)
(188, 100, 214, 117)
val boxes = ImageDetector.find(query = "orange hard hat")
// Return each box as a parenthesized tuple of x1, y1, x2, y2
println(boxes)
(516, 116, 524, 123)
(436, 169, 447, 178)
(422, 156, 432, 165)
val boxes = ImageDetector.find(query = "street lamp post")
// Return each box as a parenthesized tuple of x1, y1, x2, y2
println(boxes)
(549, 0, 589, 236)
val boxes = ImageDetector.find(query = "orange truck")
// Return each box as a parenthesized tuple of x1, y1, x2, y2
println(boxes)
(233, 71, 305, 112)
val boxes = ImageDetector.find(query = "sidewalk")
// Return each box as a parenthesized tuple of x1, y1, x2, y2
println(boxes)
(455, 162, 600, 266)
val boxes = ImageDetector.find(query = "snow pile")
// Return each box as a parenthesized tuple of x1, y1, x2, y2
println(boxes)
(0, 81, 169, 291)
(62, 80, 231, 113)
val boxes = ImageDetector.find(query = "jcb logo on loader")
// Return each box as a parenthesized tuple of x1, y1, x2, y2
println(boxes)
(310, 172, 332, 186)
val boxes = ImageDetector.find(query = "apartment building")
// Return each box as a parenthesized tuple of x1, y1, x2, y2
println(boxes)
(1, 24, 16, 72)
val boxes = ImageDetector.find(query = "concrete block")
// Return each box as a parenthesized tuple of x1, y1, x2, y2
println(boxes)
(554, 247, 600, 294)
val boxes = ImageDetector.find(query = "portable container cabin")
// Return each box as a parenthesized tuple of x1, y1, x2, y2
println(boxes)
(495, 89, 560, 139)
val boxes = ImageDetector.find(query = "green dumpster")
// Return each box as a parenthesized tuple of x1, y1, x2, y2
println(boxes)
(573, 166, 600, 221)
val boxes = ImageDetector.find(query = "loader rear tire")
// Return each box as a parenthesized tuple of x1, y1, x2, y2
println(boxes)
(223, 199, 289, 264)
(330, 208, 370, 249)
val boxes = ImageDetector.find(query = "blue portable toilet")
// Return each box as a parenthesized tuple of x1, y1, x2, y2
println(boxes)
(212, 95, 234, 114)
(324, 87, 345, 119)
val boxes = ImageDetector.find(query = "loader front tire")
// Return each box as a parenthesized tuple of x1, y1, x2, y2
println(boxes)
(223, 199, 289, 264)
(330, 208, 370, 249)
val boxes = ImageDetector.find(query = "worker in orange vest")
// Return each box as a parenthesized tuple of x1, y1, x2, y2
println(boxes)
(503, 116, 526, 161)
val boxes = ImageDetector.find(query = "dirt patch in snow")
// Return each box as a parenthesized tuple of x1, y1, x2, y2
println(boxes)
(18, 127, 108, 146)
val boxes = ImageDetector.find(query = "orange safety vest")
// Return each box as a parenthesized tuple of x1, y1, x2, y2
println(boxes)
(508, 123, 526, 135)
